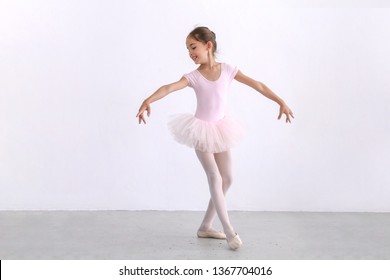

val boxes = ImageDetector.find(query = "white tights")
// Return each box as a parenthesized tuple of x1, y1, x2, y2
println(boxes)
(195, 149, 236, 240)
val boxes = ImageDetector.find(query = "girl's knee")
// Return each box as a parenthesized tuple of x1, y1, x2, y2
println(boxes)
(207, 171, 222, 185)
(222, 175, 233, 190)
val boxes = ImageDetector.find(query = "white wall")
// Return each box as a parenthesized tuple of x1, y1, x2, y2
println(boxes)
(1, 0, 389, 211)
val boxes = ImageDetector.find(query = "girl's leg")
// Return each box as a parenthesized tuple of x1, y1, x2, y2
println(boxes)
(195, 150, 236, 240)
(198, 150, 233, 233)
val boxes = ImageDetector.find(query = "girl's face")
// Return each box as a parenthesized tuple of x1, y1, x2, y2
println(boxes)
(186, 36, 211, 64)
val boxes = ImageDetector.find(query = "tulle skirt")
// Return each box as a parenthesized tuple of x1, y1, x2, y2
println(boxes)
(167, 113, 245, 153)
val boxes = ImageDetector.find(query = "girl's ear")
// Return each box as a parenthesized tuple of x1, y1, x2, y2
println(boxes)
(207, 41, 213, 50)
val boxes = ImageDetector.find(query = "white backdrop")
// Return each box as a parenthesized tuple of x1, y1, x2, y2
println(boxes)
(1, 0, 389, 211)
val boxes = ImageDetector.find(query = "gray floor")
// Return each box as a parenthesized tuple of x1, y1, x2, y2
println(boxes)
(0, 211, 389, 260)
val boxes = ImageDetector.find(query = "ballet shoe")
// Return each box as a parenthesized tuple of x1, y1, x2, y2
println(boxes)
(197, 229, 226, 239)
(227, 233, 242, 250)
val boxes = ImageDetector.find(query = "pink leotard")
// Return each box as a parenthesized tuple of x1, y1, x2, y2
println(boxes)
(184, 63, 239, 122)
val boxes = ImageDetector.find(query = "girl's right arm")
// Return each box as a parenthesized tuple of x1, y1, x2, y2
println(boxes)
(136, 76, 189, 124)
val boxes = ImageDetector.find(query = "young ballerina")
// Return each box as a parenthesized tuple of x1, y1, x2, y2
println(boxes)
(136, 26, 293, 250)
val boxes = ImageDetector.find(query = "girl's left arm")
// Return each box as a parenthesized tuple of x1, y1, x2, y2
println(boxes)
(235, 70, 294, 123)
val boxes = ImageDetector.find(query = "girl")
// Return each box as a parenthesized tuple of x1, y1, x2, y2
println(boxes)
(136, 27, 294, 250)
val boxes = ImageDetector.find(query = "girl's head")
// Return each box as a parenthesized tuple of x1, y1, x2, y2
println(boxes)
(186, 26, 217, 64)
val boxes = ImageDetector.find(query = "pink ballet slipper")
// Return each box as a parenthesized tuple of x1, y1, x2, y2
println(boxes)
(197, 229, 226, 239)
(227, 233, 242, 250)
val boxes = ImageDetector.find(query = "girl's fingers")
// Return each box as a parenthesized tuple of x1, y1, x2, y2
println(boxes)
(136, 103, 151, 124)
(139, 114, 146, 124)
(136, 107, 145, 118)
(279, 107, 294, 123)
(288, 112, 294, 123)
(137, 112, 144, 124)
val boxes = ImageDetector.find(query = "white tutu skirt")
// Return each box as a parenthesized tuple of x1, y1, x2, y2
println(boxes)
(167, 114, 245, 153)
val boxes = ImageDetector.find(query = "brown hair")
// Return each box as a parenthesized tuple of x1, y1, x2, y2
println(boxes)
(188, 26, 217, 55)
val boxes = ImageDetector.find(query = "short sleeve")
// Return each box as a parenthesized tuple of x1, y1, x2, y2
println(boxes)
(224, 63, 239, 81)
(183, 71, 197, 88)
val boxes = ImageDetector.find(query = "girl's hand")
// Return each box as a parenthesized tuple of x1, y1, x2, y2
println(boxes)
(278, 103, 294, 123)
(136, 101, 151, 124)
